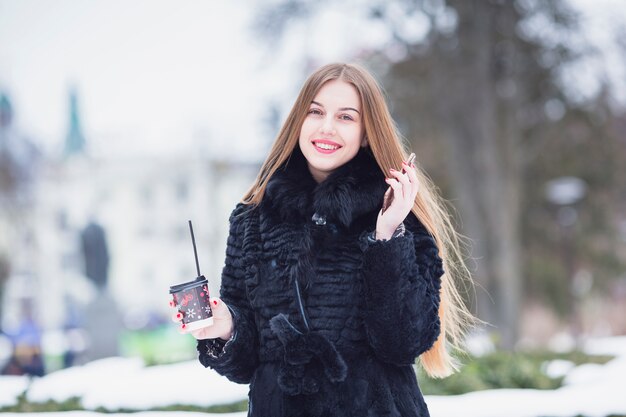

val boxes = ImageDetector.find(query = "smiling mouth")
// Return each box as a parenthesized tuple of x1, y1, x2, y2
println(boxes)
(312, 141, 342, 151)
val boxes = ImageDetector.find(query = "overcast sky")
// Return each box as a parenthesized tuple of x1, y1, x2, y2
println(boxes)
(0, 1, 276, 158)
(0, 0, 624, 159)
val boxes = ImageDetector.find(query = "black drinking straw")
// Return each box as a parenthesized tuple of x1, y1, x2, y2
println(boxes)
(188, 220, 201, 277)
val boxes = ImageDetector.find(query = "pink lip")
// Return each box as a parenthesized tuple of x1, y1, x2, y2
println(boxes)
(312, 139, 342, 154)
(313, 139, 342, 147)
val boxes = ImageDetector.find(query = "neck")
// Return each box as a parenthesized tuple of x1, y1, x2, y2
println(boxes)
(307, 164, 329, 184)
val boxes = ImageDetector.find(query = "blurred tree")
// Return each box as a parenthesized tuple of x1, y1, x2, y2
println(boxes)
(522, 90, 626, 317)
(252, 0, 626, 349)
(384, 0, 583, 349)
(403, 2, 626, 344)
(0, 92, 41, 324)
(0, 254, 8, 321)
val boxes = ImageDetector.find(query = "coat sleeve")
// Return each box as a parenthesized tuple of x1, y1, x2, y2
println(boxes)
(359, 214, 444, 366)
(197, 203, 260, 383)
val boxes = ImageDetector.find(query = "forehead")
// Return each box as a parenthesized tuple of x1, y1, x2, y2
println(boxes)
(313, 79, 360, 108)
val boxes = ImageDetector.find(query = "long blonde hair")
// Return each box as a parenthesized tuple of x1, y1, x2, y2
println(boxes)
(242, 62, 477, 378)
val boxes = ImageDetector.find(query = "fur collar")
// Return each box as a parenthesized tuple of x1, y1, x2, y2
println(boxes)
(263, 145, 387, 228)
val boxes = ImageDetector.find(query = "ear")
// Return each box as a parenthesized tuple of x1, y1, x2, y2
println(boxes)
(361, 135, 369, 148)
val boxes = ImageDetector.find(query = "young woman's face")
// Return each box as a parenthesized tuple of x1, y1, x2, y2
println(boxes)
(298, 79, 368, 183)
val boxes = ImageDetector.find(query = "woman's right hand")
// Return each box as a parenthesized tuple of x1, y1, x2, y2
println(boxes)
(171, 297, 234, 340)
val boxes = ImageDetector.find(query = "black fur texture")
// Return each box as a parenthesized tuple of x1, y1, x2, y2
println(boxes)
(197, 145, 445, 416)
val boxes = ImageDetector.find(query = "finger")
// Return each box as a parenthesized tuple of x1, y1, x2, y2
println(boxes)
(402, 162, 417, 183)
(389, 169, 410, 198)
(384, 177, 402, 199)
(171, 311, 183, 323)
(394, 169, 411, 190)
(403, 162, 419, 186)
(209, 297, 231, 319)
(178, 322, 189, 334)
(403, 163, 420, 197)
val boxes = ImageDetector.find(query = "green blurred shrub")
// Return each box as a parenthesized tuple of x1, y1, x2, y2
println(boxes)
(417, 349, 613, 396)
(0, 393, 248, 413)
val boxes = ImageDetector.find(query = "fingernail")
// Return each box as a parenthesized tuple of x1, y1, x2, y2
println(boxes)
(169, 301, 175, 307)
(181, 323, 186, 329)
(213, 300, 218, 306)
(176, 312, 182, 319)
(390, 168, 396, 172)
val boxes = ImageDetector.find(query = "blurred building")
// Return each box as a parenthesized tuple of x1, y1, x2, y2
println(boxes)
(1, 92, 41, 325)
(1, 89, 260, 342)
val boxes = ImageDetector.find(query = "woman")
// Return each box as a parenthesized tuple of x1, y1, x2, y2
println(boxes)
(173, 63, 475, 416)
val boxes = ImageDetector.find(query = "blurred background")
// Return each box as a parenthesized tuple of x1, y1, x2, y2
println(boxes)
(1, 0, 626, 414)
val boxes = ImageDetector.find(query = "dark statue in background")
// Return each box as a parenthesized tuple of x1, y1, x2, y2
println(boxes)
(80, 221, 122, 361)
(80, 222, 109, 289)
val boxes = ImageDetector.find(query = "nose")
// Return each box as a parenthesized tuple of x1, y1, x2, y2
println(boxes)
(319, 114, 336, 136)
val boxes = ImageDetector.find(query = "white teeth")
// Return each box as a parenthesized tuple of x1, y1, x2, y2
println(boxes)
(315, 142, 339, 150)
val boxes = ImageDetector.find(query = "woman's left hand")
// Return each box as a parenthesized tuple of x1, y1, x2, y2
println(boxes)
(376, 161, 420, 240)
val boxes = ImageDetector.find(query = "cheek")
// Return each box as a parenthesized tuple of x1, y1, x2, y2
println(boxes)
(338, 124, 363, 144)
(299, 118, 317, 138)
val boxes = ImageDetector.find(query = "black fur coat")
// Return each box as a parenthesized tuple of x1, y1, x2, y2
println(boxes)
(197, 145, 445, 417)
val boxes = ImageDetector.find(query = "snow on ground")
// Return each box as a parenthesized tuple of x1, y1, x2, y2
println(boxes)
(2, 336, 626, 416)
(0, 375, 29, 407)
(428, 374, 626, 417)
(25, 357, 249, 410)
(1, 413, 246, 417)
(583, 335, 626, 357)
(427, 336, 626, 417)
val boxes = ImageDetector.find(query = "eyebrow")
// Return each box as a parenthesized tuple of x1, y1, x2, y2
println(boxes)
(311, 100, 360, 114)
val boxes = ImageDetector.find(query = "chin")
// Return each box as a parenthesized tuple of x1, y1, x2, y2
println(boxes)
(309, 161, 337, 173)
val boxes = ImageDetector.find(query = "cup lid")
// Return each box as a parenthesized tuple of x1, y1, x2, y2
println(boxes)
(169, 275, 208, 294)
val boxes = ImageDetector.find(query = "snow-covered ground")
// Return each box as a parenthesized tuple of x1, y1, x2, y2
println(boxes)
(24, 357, 249, 411)
(428, 336, 626, 417)
(0, 375, 29, 407)
(1, 413, 247, 417)
(2, 336, 626, 416)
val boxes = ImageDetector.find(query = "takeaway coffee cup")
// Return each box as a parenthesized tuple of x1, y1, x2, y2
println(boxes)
(169, 221, 213, 331)
(169, 275, 213, 331)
